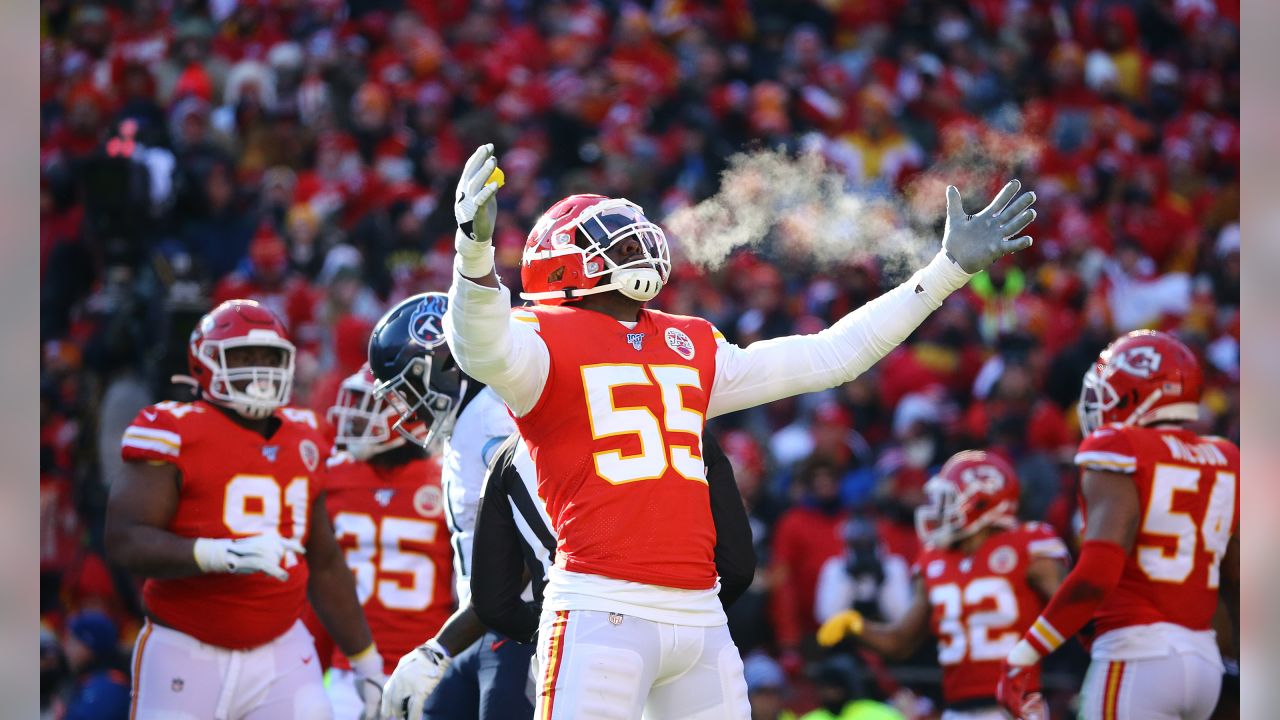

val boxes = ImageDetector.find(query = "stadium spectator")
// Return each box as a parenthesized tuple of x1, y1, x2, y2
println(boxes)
(60, 611, 131, 720)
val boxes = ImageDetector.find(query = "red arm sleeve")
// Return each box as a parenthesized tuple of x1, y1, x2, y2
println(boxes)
(1022, 539, 1127, 656)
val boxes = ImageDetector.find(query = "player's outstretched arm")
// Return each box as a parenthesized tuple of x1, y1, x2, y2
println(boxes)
(105, 461, 202, 578)
(707, 181, 1036, 419)
(445, 143, 549, 417)
(816, 579, 932, 661)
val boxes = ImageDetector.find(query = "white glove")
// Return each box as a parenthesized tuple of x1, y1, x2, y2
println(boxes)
(380, 639, 453, 720)
(193, 533, 304, 582)
(350, 647, 387, 720)
(454, 143, 501, 277)
(941, 179, 1037, 273)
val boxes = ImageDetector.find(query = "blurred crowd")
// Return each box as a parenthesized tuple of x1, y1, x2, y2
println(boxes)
(39, 0, 1238, 717)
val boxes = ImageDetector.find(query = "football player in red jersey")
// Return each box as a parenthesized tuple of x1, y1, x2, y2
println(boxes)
(321, 364, 455, 719)
(997, 330, 1240, 720)
(816, 451, 1068, 719)
(445, 143, 1038, 718)
(105, 300, 386, 720)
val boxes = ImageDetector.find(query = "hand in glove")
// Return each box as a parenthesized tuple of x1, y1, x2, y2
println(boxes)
(193, 533, 304, 582)
(816, 609, 866, 647)
(350, 648, 387, 720)
(996, 656, 1045, 720)
(942, 179, 1037, 273)
(381, 640, 453, 720)
(454, 143, 501, 277)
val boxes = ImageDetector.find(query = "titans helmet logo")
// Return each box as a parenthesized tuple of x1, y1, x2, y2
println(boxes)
(409, 295, 449, 349)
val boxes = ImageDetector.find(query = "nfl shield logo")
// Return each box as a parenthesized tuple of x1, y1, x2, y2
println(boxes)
(374, 488, 395, 507)
(261, 446, 278, 462)
(626, 333, 645, 351)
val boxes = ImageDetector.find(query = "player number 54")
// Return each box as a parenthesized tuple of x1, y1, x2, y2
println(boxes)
(1138, 465, 1235, 588)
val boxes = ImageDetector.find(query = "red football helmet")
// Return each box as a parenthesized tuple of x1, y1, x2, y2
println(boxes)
(519, 194, 671, 305)
(182, 299, 296, 419)
(327, 364, 425, 460)
(1078, 330, 1202, 436)
(915, 450, 1020, 548)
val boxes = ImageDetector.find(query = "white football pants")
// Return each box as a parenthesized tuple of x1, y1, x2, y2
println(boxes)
(129, 618, 332, 720)
(533, 609, 750, 720)
(1079, 653, 1222, 720)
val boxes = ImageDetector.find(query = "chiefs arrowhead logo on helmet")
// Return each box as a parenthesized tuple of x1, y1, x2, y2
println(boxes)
(915, 450, 1020, 549)
(520, 194, 672, 305)
(1111, 346, 1163, 378)
(1078, 330, 1201, 435)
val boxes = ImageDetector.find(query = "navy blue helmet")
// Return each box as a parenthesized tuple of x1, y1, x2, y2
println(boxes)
(367, 292, 466, 450)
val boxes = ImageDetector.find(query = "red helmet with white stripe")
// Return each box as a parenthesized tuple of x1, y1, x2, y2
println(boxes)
(519, 194, 671, 305)
(183, 299, 295, 419)
(1078, 330, 1202, 436)
(327, 363, 426, 460)
(915, 450, 1020, 548)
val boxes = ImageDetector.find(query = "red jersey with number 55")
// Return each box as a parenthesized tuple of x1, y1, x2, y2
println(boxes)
(511, 305, 719, 590)
(916, 523, 1069, 704)
(120, 400, 329, 649)
(324, 451, 453, 674)
(1075, 424, 1239, 636)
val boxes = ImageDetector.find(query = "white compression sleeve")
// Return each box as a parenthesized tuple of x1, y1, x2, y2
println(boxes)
(706, 251, 973, 418)
(444, 265, 550, 417)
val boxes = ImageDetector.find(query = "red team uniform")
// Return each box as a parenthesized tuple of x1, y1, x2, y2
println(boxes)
(512, 304, 721, 591)
(446, 178, 1004, 719)
(121, 399, 337, 719)
(1000, 330, 1239, 720)
(1071, 423, 1238, 718)
(1076, 425, 1238, 638)
(916, 522, 1068, 707)
(323, 451, 454, 674)
(121, 400, 327, 648)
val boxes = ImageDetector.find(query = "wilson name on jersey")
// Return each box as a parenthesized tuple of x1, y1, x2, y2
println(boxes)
(120, 400, 328, 649)
(1075, 424, 1239, 636)
(915, 523, 1068, 703)
(511, 305, 720, 590)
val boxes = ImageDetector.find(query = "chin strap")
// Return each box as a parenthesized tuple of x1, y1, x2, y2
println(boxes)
(520, 269, 664, 303)
(170, 374, 199, 388)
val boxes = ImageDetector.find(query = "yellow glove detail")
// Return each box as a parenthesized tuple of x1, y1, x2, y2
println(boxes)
(817, 610, 865, 647)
